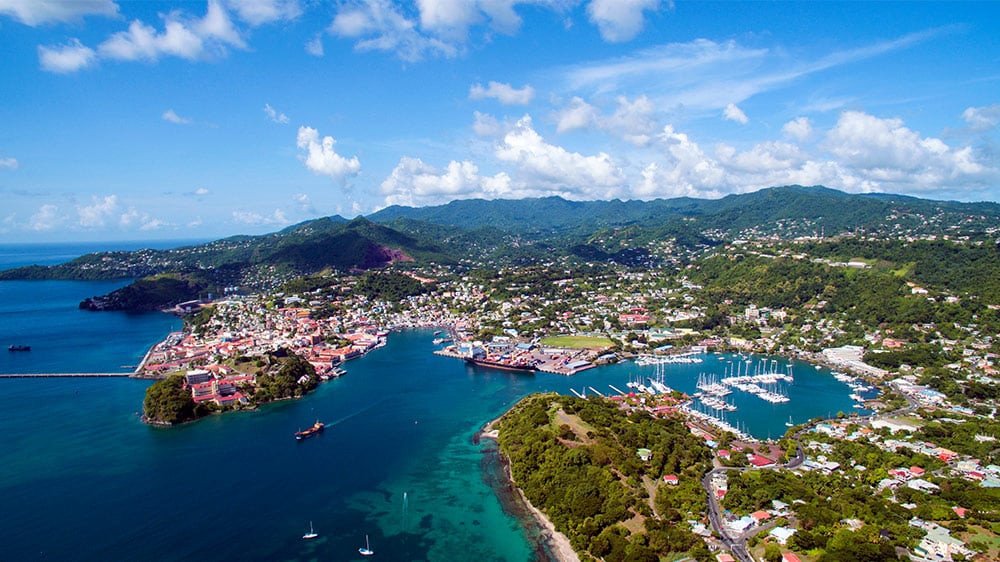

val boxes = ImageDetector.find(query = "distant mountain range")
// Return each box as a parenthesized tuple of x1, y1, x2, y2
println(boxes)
(370, 185, 1000, 240)
(1, 185, 997, 309)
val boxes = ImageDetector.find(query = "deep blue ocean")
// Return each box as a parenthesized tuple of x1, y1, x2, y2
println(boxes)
(0, 242, 865, 561)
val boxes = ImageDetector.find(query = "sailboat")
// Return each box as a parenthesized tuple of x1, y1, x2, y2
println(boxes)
(785, 415, 794, 427)
(358, 534, 374, 556)
(302, 521, 318, 540)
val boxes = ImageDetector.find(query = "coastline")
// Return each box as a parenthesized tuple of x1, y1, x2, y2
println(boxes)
(479, 418, 580, 562)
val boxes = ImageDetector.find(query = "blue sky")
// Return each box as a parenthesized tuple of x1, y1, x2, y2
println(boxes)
(0, 1, 998, 242)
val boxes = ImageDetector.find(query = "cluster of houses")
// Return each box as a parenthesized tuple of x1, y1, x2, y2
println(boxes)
(183, 368, 253, 407)
(142, 298, 387, 381)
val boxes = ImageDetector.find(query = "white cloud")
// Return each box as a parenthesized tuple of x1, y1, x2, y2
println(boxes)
(416, 0, 481, 39)
(232, 208, 289, 226)
(0, 0, 118, 26)
(38, 39, 97, 73)
(0, 157, 18, 170)
(381, 156, 514, 206)
(296, 126, 362, 180)
(199, 0, 246, 48)
(77, 195, 119, 228)
(555, 97, 599, 133)
(606, 95, 657, 145)
(119, 207, 169, 230)
(628, 112, 995, 201)
(782, 117, 813, 141)
(139, 217, 169, 231)
(472, 111, 503, 137)
(961, 104, 1000, 133)
(162, 109, 192, 125)
(824, 110, 993, 192)
(293, 193, 315, 212)
(329, 0, 458, 62)
(305, 34, 324, 56)
(225, 0, 301, 26)
(30, 204, 62, 231)
(554, 94, 657, 145)
(98, 0, 244, 63)
(647, 125, 726, 195)
(723, 102, 748, 124)
(194, 187, 210, 196)
(586, 0, 661, 43)
(495, 115, 625, 195)
(469, 81, 535, 105)
(264, 103, 289, 124)
(559, 30, 943, 111)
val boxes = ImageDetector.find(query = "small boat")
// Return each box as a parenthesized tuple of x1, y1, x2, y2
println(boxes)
(785, 416, 794, 427)
(303, 521, 318, 540)
(295, 421, 325, 440)
(8, 345, 30, 352)
(358, 534, 374, 556)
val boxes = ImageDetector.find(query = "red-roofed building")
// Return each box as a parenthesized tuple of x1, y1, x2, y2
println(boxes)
(953, 507, 969, 518)
(910, 466, 926, 477)
(751, 510, 772, 523)
(782, 553, 802, 562)
(619, 313, 649, 326)
(718, 449, 731, 460)
(663, 475, 679, 485)
(716, 554, 736, 562)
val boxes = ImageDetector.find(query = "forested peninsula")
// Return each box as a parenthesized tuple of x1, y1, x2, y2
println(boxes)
(495, 393, 714, 562)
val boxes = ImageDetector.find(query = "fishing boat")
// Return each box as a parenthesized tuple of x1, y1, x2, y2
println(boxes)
(295, 421, 324, 440)
(8, 345, 30, 352)
(302, 521, 318, 540)
(358, 534, 374, 556)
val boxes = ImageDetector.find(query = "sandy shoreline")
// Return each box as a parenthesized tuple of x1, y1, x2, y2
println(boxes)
(479, 419, 580, 562)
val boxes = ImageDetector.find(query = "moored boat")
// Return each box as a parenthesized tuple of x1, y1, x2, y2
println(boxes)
(8, 345, 31, 352)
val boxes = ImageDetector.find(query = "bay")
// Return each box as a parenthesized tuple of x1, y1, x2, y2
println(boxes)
(0, 242, 867, 561)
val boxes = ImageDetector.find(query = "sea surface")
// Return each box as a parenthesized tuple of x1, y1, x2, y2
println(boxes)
(0, 242, 868, 561)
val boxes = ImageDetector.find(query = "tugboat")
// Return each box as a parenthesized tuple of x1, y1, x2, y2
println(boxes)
(8, 345, 31, 352)
(295, 421, 324, 440)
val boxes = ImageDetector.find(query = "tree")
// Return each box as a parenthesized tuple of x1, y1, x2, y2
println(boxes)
(763, 542, 782, 562)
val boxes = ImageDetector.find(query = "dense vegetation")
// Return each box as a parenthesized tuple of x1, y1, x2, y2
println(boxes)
(354, 271, 429, 302)
(80, 272, 211, 311)
(496, 393, 713, 562)
(143, 373, 206, 424)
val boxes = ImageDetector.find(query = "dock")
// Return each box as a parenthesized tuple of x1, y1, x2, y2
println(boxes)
(0, 373, 131, 378)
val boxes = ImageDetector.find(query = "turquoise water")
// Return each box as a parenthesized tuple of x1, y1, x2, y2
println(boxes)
(0, 243, 866, 561)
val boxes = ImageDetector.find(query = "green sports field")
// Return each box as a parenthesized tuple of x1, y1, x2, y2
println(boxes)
(540, 335, 614, 349)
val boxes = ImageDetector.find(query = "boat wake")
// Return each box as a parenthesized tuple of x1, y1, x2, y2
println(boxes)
(327, 399, 386, 427)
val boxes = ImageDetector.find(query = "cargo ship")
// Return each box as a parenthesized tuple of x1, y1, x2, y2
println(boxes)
(295, 421, 324, 440)
(464, 357, 536, 372)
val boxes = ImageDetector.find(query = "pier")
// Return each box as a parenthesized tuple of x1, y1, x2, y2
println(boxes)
(0, 372, 132, 378)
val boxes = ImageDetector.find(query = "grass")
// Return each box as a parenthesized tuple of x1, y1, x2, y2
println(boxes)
(540, 334, 614, 349)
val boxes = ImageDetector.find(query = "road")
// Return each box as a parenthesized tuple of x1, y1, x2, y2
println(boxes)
(701, 436, 805, 562)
